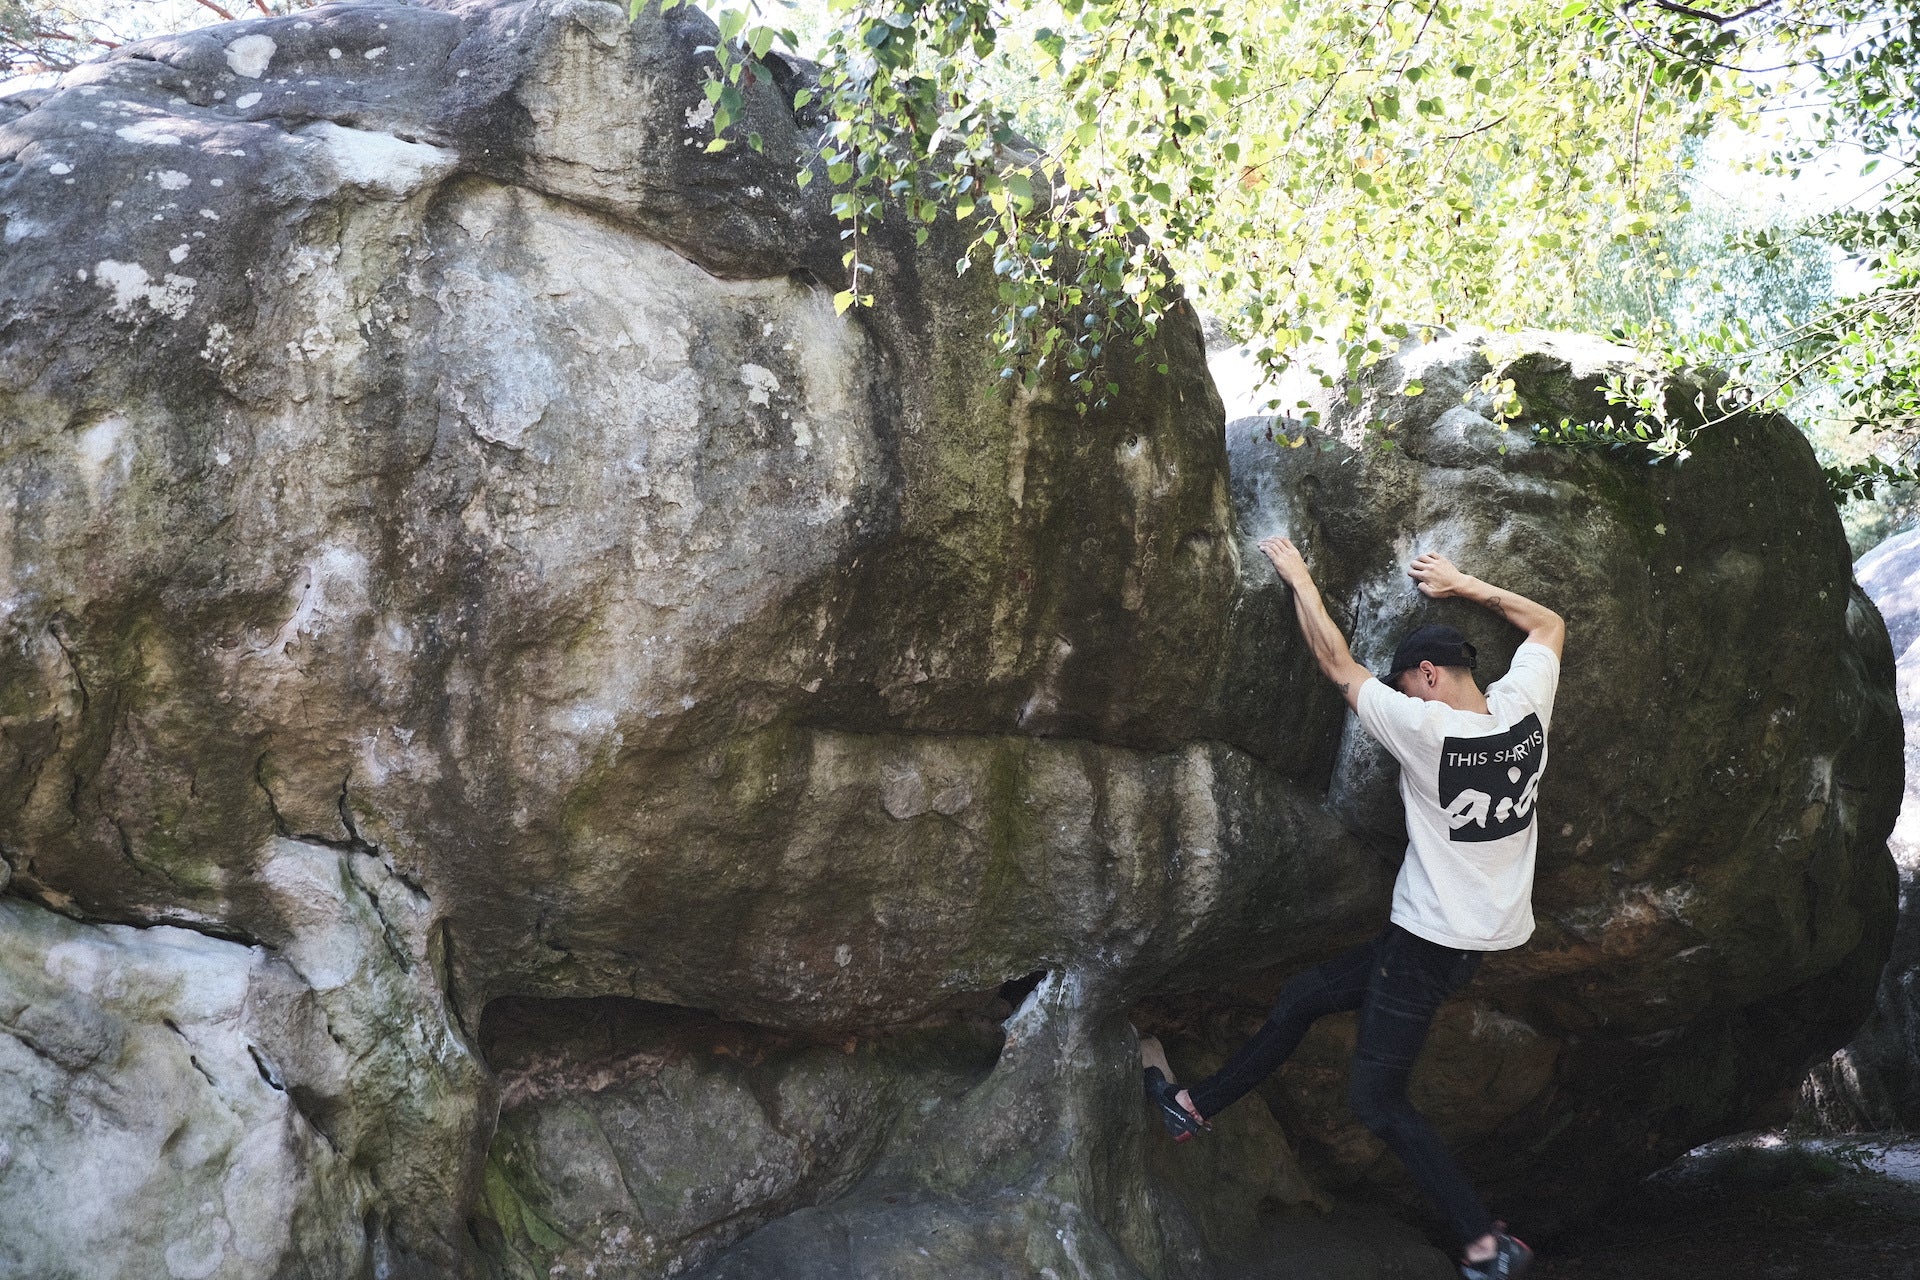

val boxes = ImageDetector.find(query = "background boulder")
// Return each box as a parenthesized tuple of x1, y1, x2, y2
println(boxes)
(1801, 525, 1920, 1131)
(0, 1, 1900, 1276)
(1144, 334, 1902, 1237)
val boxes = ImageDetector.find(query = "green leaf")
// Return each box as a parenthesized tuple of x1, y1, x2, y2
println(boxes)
(776, 0, 1803, 446)
(834, 289, 857, 315)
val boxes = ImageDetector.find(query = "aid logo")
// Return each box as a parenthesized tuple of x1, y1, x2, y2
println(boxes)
(1439, 713, 1545, 843)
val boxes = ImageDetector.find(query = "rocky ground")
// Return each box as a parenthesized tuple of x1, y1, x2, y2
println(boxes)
(1539, 1132, 1920, 1280)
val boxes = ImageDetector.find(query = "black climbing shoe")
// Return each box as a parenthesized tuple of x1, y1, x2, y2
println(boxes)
(1459, 1224, 1532, 1280)
(1143, 1066, 1209, 1143)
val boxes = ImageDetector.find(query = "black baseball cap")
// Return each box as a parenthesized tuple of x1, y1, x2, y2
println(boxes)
(1386, 624, 1478, 681)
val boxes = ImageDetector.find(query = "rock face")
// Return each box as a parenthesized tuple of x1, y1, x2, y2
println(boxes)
(1801, 527, 1920, 1131)
(0, 1, 1900, 1277)
(1181, 345, 1902, 1232)
(0, 839, 487, 1278)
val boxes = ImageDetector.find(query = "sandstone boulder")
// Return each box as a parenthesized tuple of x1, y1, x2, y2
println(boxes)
(0, 1, 1900, 1277)
(0, 839, 486, 1278)
(1153, 336, 1902, 1232)
(1801, 525, 1920, 1130)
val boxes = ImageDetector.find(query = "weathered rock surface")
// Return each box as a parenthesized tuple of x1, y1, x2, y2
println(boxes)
(1801, 526, 1920, 1130)
(0, 0, 1900, 1276)
(1149, 339, 1902, 1234)
(0, 839, 486, 1278)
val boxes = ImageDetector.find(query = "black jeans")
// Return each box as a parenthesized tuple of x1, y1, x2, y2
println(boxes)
(1185, 923, 1493, 1247)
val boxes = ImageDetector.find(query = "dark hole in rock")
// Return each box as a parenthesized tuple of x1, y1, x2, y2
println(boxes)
(247, 1043, 284, 1091)
(477, 992, 1020, 1106)
(994, 969, 1048, 1021)
(760, 51, 815, 122)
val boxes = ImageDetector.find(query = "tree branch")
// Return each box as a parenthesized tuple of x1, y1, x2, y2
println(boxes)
(1646, 0, 1783, 24)
(19, 28, 119, 48)
(1630, 62, 1650, 184)
(1617, 7, 1824, 76)
(190, 0, 239, 22)
(1443, 114, 1507, 142)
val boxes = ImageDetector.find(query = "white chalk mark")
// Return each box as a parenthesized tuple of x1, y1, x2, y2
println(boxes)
(301, 122, 456, 198)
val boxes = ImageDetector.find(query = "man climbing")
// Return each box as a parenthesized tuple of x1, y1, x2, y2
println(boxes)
(1143, 537, 1563, 1280)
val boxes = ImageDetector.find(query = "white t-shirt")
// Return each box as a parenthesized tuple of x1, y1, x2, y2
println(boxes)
(1354, 641, 1561, 951)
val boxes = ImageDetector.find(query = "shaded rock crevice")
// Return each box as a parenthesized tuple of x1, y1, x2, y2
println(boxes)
(471, 989, 1019, 1279)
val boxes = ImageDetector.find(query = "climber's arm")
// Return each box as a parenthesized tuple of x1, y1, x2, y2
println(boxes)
(1260, 537, 1371, 710)
(1408, 553, 1565, 658)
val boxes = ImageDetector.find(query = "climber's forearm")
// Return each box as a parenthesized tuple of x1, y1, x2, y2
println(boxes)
(1408, 552, 1564, 657)
(1453, 577, 1565, 656)
(1287, 575, 1372, 709)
